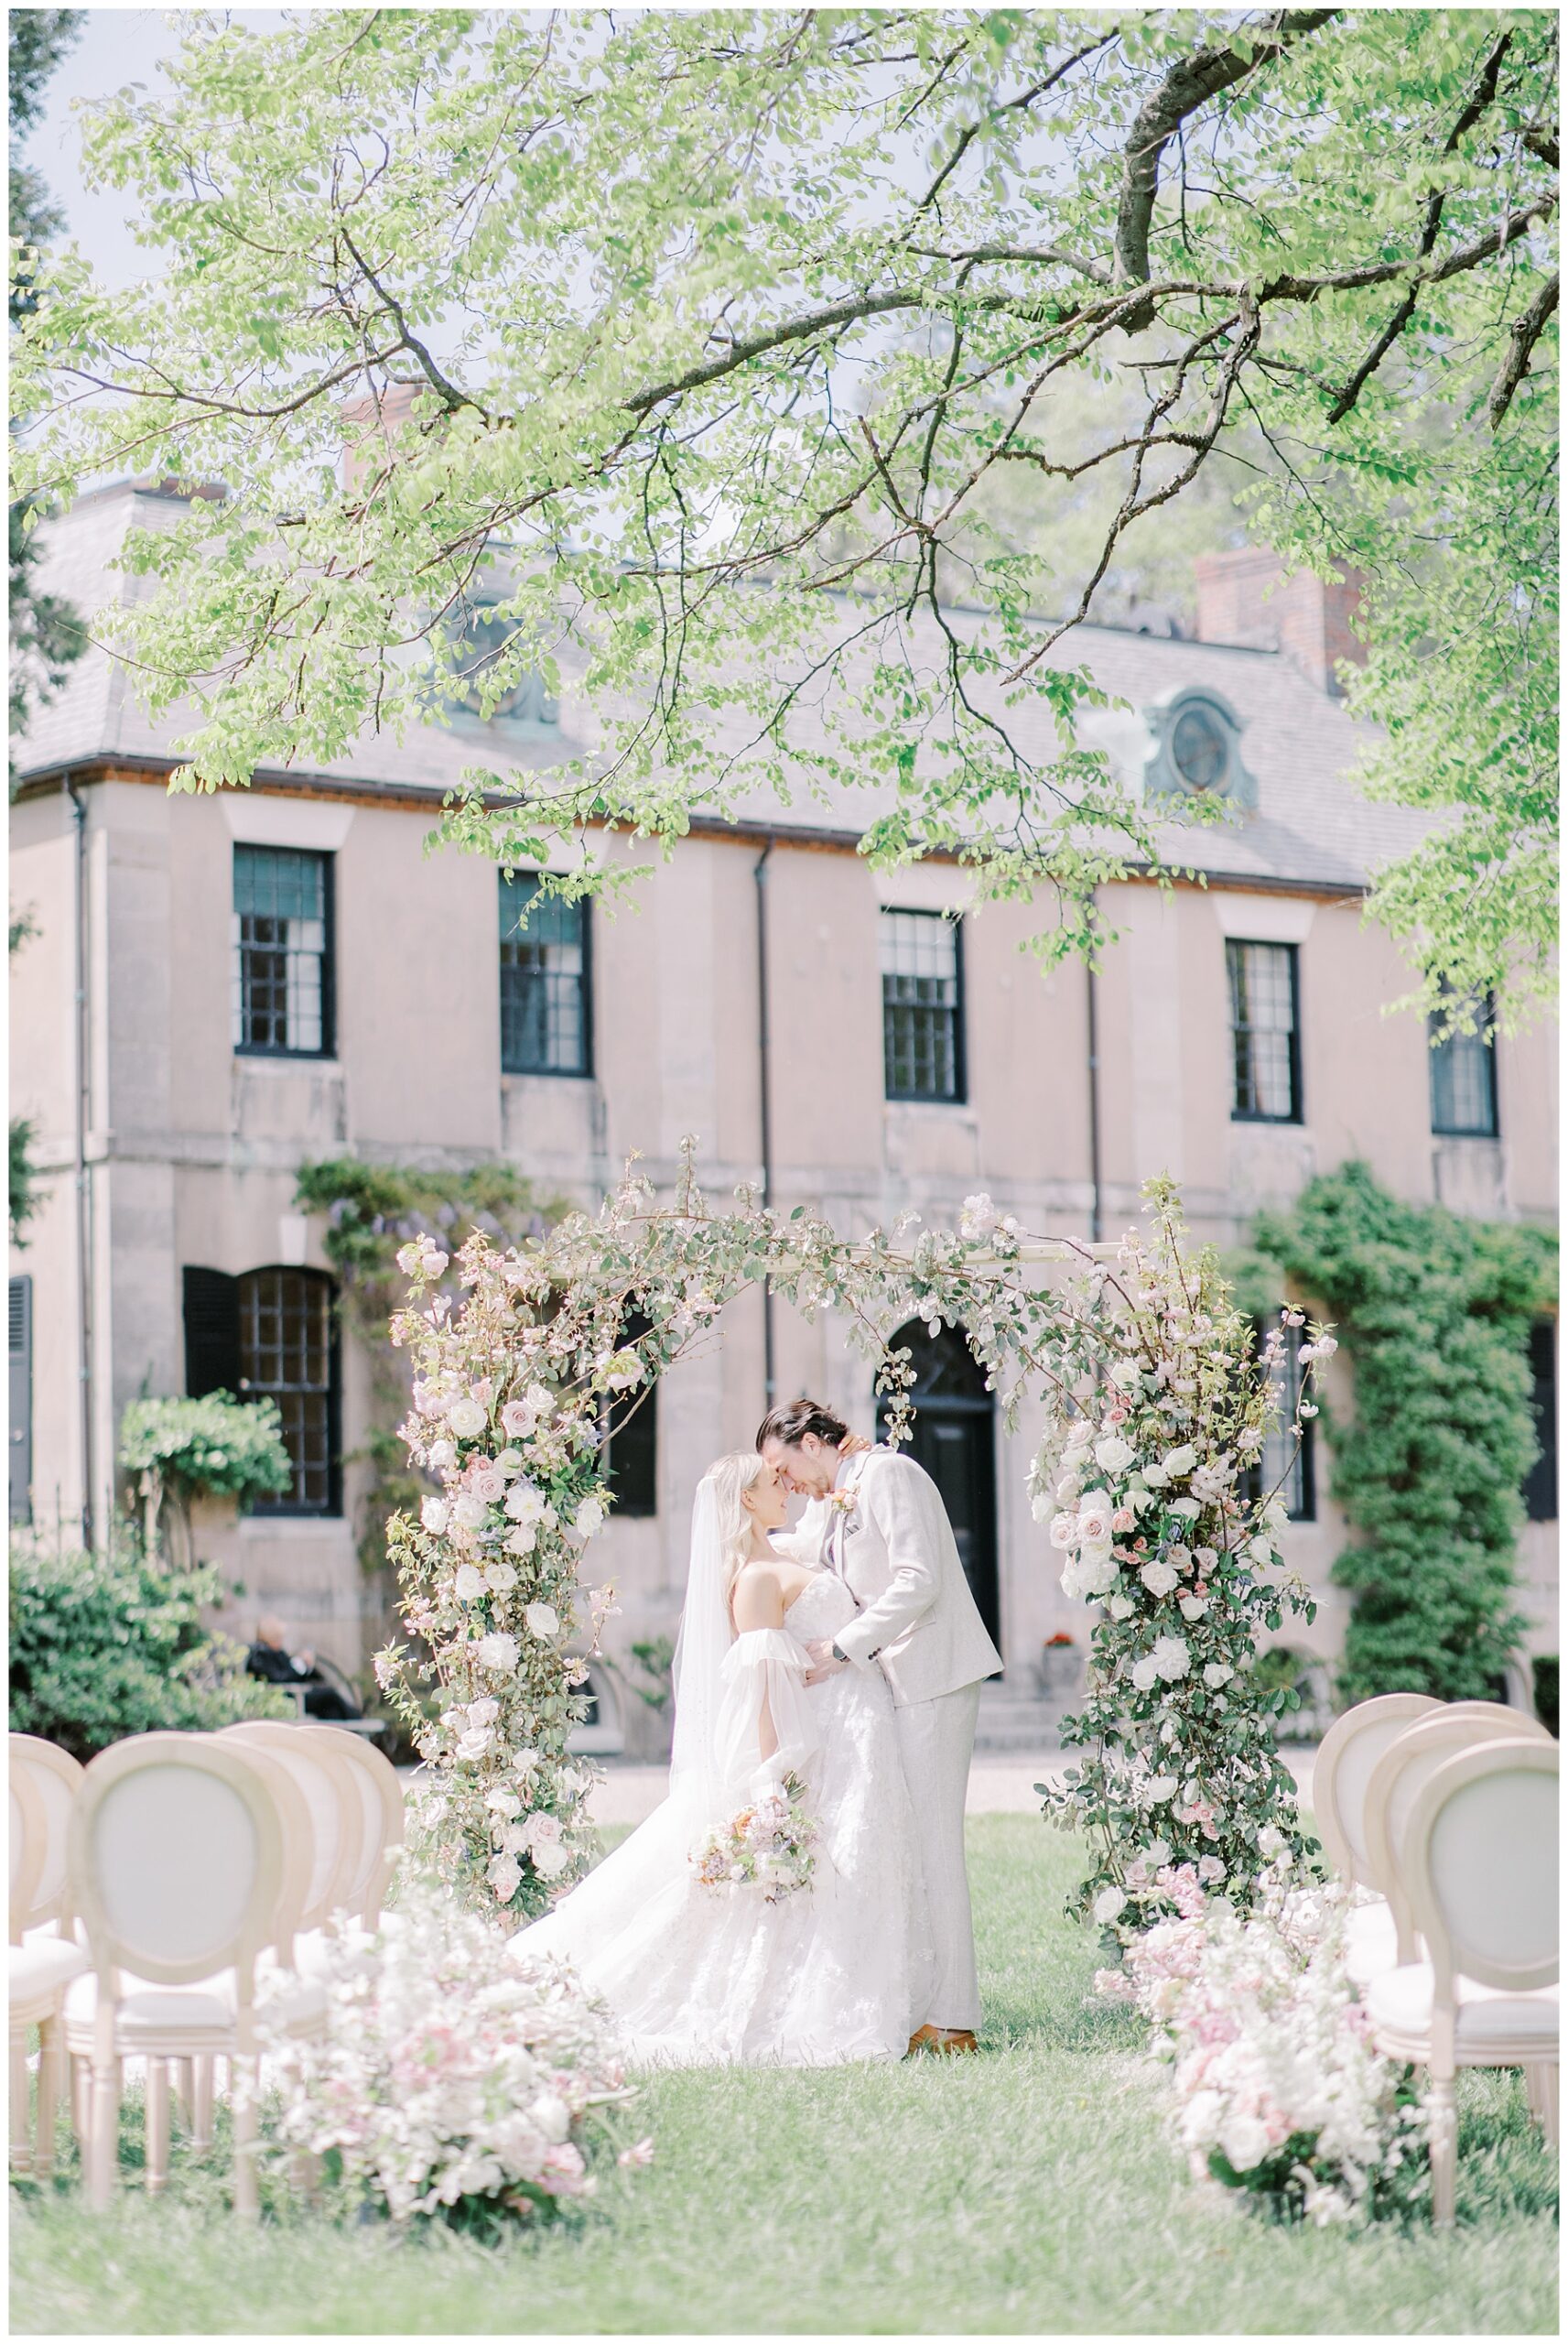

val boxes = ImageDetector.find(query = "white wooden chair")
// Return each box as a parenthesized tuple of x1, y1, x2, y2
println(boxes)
(63, 1733, 326, 2215)
(295, 1723, 404, 1930)
(8, 1739, 89, 2180)
(219, 1721, 366, 1936)
(1366, 1737, 1558, 2225)
(1365, 1708, 1554, 1965)
(1313, 1692, 1442, 1982)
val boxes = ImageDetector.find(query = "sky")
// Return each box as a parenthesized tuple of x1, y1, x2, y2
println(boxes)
(28, 8, 287, 288)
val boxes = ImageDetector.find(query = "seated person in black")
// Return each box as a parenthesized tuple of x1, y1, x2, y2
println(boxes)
(245, 1615, 361, 1722)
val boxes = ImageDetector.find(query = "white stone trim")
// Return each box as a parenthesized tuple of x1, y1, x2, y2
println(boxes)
(222, 795, 357, 849)
(1207, 890, 1317, 943)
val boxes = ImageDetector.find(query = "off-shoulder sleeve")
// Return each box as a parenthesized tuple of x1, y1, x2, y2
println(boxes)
(711, 1629, 819, 1798)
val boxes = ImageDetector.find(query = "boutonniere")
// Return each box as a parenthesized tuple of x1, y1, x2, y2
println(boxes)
(827, 1486, 860, 1517)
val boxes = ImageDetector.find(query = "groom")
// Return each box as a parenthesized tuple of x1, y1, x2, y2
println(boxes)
(757, 1398, 1003, 2055)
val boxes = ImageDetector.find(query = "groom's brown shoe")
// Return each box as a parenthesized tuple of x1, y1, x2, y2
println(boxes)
(906, 2025, 979, 2056)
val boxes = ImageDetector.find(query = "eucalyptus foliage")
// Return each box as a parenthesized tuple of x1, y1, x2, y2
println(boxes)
(381, 1145, 1315, 1928)
(1255, 1163, 1554, 1702)
(11, 11, 1556, 1004)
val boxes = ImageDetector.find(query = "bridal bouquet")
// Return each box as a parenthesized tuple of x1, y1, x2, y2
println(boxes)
(257, 1875, 642, 2226)
(692, 1771, 817, 1902)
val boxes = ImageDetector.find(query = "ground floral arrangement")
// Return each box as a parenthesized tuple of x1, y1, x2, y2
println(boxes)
(258, 1875, 650, 2227)
(1096, 1840, 1429, 2228)
(378, 1141, 1322, 1936)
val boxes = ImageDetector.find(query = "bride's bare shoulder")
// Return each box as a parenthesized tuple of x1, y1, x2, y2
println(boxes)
(730, 1557, 790, 1633)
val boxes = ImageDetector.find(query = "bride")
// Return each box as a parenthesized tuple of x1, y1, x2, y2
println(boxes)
(508, 1450, 934, 2065)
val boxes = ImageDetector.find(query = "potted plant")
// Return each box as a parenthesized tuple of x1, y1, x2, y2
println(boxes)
(1038, 1631, 1083, 1698)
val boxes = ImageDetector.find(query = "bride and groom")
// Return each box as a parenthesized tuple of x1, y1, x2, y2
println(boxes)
(512, 1398, 1003, 2064)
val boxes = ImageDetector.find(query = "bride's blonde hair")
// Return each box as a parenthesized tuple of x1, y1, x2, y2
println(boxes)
(700, 1450, 771, 1607)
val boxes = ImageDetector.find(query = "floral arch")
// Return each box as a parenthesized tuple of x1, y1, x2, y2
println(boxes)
(378, 1143, 1326, 1938)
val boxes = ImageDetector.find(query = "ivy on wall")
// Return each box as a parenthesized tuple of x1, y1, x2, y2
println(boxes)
(1249, 1164, 1556, 1704)
(291, 1159, 564, 1579)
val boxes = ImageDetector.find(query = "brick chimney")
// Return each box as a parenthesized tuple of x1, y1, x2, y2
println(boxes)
(1193, 547, 1366, 698)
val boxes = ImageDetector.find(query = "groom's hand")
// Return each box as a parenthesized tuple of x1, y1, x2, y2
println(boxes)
(803, 1636, 849, 1687)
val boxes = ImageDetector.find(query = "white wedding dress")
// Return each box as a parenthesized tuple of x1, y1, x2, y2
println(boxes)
(510, 1568, 934, 2066)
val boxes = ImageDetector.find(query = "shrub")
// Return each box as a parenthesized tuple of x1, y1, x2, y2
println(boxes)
(118, 1392, 294, 1568)
(8, 1525, 290, 1758)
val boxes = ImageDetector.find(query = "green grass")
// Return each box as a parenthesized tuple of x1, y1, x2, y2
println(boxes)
(10, 1817, 1558, 2334)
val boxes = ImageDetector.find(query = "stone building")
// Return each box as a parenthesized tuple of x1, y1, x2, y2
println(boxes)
(9, 483, 1557, 1747)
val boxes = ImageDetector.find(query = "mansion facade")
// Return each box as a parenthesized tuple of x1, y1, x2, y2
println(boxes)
(9, 484, 1558, 1745)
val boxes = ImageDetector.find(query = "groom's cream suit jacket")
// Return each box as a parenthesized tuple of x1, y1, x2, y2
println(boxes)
(793, 1446, 1002, 1708)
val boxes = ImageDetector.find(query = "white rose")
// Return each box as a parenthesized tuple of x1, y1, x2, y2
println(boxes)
(531, 1837, 572, 1878)
(1076, 1490, 1114, 1548)
(448, 1397, 489, 1439)
(451, 1493, 489, 1533)
(469, 1466, 506, 1505)
(1076, 1548, 1119, 1599)
(505, 1481, 546, 1524)
(1249, 1535, 1274, 1566)
(1092, 1886, 1128, 1926)
(427, 1439, 456, 1471)
(574, 1497, 606, 1538)
(1140, 1559, 1179, 1599)
(467, 1698, 500, 1727)
(1054, 1471, 1083, 1507)
(486, 1853, 522, 1903)
(513, 1746, 541, 1775)
(1049, 1512, 1077, 1551)
(1219, 2113, 1271, 2174)
(493, 1447, 524, 1475)
(526, 1811, 563, 1845)
(1058, 1558, 1082, 1601)
(421, 1497, 449, 1535)
(1152, 1634, 1191, 1682)
(1109, 1361, 1141, 1389)
(1179, 2089, 1225, 2151)
(1263, 1497, 1291, 1536)
(477, 1632, 520, 1673)
(1195, 1546, 1218, 1572)
(524, 1601, 560, 1640)
(1130, 1655, 1159, 1692)
(1144, 1774, 1180, 1806)
(1065, 1417, 1094, 1453)
(1094, 1436, 1136, 1477)
(485, 1785, 523, 1817)
(485, 1561, 518, 1593)
(1257, 1824, 1288, 1858)
(1107, 1594, 1134, 1621)
(1169, 1496, 1201, 1520)
(456, 1728, 493, 1760)
(453, 1562, 489, 1602)
(1141, 1462, 1170, 1490)
(1167, 1544, 1193, 1574)
(529, 2092, 572, 2145)
(1143, 1839, 1172, 1869)
(1162, 1444, 1197, 1478)
(1179, 1594, 1209, 1622)
(505, 1525, 538, 1557)
(1204, 1662, 1234, 1688)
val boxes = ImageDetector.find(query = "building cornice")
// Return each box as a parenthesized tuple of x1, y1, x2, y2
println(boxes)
(11, 754, 1371, 904)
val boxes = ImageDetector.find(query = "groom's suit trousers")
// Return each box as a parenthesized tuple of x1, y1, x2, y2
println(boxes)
(894, 1678, 982, 2032)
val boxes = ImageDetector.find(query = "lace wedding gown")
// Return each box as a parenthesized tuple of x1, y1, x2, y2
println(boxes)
(509, 1570, 934, 2065)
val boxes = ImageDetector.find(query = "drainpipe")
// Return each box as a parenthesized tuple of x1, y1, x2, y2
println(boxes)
(1086, 895, 1104, 1245)
(753, 840, 776, 1406)
(64, 775, 95, 1550)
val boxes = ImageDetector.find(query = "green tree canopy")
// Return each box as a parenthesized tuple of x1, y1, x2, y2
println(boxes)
(12, 8, 1557, 1009)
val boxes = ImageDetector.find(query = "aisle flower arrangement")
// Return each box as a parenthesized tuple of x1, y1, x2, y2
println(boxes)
(1097, 1845, 1428, 2227)
(258, 1880, 642, 2226)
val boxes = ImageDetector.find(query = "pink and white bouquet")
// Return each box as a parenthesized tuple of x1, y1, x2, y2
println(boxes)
(692, 1770, 817, 1903)
(258, 1877, 640, 2226)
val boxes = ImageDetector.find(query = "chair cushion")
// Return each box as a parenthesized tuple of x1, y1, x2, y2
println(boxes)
(65, 1982, 236, 2042)
(1367, 1963, 1560, 2053)
(9, 1937, 90, 2010)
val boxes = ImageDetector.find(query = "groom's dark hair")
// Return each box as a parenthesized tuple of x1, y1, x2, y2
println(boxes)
(756, 1397, 849, 1452)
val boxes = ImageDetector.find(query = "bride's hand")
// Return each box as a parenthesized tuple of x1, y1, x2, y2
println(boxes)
(839, 1432, 872, 1458)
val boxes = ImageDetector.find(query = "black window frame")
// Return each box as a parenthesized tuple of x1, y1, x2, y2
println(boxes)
(881, 907, 968, 1106)
(1429, 993, 1500, 1139)
(1525, 1318, 1557, 1525)
(498, 873, 594, 1080)
(1246, 1317, 1316, 1524)
(232, 844, 337, 1061)
(1227, 937, 1303, 1125)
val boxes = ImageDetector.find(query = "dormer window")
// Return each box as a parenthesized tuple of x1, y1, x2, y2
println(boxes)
(449, 602, 559, 727)
(1143, 688, 1255, 809)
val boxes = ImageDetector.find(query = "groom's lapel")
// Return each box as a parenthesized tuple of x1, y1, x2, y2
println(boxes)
(828, 1449, 874, 1576)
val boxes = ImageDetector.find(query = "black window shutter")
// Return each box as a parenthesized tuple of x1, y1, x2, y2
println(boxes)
(1525, 1319, 1558, 1525)
(183, 1266, 243, 1397)
(9, 1275, 33, 1525)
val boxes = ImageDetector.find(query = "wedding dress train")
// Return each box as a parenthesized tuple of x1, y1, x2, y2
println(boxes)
(509, 1570, 934, 2065)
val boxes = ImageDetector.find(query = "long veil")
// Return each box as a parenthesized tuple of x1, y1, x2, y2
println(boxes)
(667, 1476, 733, 1818)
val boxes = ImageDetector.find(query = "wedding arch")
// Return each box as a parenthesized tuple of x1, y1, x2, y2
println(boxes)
(377, 1142, 1326, 1937)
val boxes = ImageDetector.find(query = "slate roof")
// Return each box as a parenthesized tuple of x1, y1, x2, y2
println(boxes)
(15, 483, 1433, 893)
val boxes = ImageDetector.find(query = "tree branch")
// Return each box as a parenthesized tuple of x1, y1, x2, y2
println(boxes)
(1114, 10, 1338, 325)
(1487, 270, 1559, 426)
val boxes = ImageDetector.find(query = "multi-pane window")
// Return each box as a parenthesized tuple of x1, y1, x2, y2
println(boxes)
(9, 1275, 32, 1525)
(1429, 995, 1498, 1137)
(239, 1267, 339, 1514)
(881, 910, 965, 1102)
(232, 846, 332, 1057)
(1227, 939, 1301, 1123)
(1524, 1319, 1557, 1525)
(499, 875, 591, 1076)
(1248, 1319, 1315, 1522)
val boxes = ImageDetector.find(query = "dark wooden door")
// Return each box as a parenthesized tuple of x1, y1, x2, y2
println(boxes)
(877, 1321, 1000, 1655)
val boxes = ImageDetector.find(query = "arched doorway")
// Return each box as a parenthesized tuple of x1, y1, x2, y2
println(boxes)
(876, 1319, 1000, 1656)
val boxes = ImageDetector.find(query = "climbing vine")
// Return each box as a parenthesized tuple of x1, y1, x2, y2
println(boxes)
(1253, 1164, 1555, 1704)
(292, 1158, 564, 1579)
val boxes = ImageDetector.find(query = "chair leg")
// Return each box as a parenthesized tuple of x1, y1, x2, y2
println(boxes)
(1523, 2064, 1542, 2121)
(87, 2059, 120, 2214)
(172, 2056, 194, 2128)
(1429, 2074, 1457, 2228)
(145, 2059, 170, 2196)
(35, 2017, 59, 2182)
(10, 2032, 34, 2176)
(70, 2053, 89, 2150)
(232, 2056, 259, 2221)
(1538, 2065, 1559, 2148)
(191, 2055, 214, 2154)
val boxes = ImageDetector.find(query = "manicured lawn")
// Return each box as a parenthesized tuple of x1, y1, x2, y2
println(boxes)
(11, 1817, 1558, 2334)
